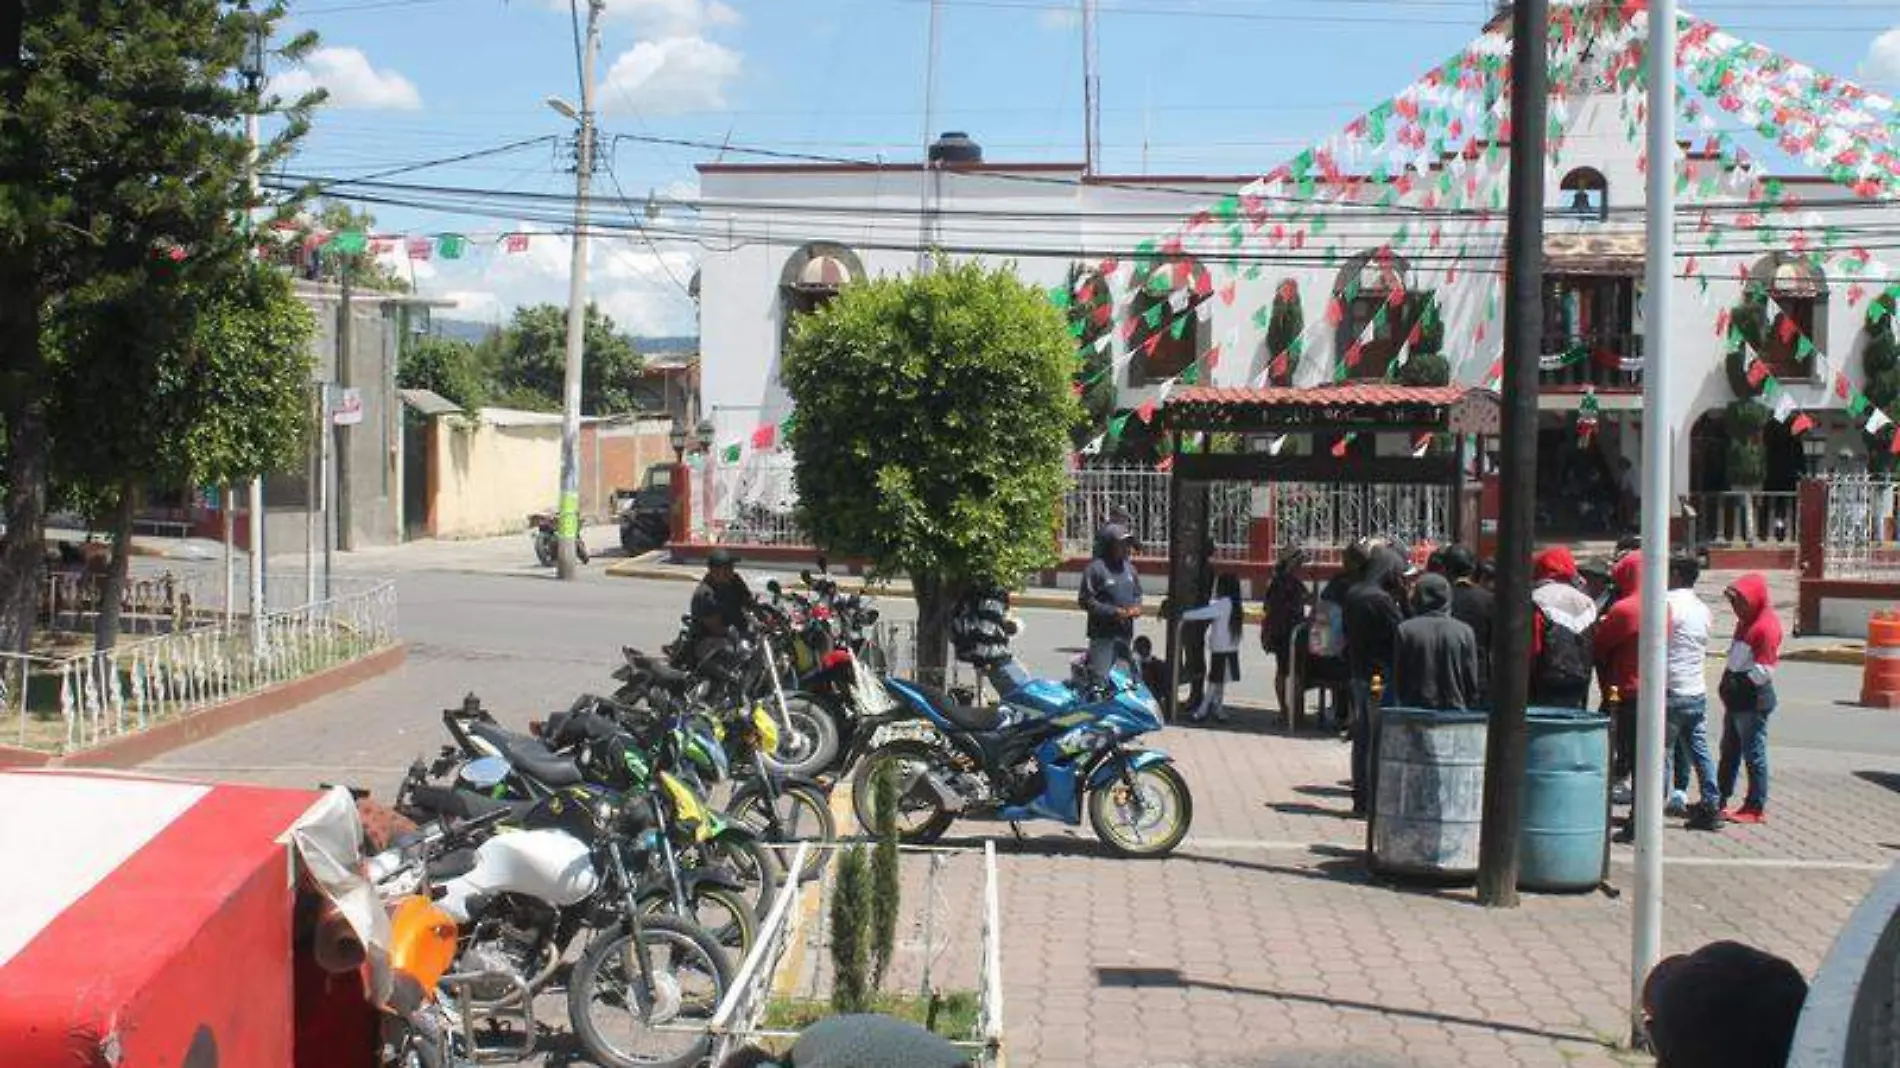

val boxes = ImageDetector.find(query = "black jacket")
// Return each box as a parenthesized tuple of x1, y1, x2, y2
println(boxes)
(1078, 534, 1142, 641)
(1450, 579, 1495, 701)
(1343, 548, 1407, 683)
(1393, 574, 1483, 710)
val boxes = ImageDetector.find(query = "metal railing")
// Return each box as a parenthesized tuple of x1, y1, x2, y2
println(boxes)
(2, 579, 398, 754)
(1062, 464, 1254, 559)
(1823, 474, 1900, 579)
(707, 843, 814, 1066)
(40, 570, 203, 636)
(1789, 860, 1900, 1066)
(1266, 482, 1451, 561)
(1687, 491, 1801, 547)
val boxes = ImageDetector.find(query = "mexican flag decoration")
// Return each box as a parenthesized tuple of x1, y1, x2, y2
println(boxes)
(1575, 388, 1601, 448)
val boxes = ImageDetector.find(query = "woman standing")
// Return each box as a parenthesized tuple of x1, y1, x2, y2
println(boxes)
(1259, 549, 1312, 717)
(1180, 573, 1245, 723)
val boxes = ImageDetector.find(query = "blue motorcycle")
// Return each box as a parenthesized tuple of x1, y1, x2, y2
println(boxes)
(846, 660, 1193, 857)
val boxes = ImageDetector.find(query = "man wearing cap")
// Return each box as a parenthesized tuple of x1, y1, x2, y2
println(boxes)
(1079, 523, 1143, 681)
(689, 548, 755, 666)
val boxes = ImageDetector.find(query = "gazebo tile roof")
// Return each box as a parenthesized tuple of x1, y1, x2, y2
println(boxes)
(1167, 384, 1471, 409)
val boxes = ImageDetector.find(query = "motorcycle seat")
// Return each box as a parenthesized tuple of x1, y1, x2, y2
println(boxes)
(468, 721, 585, 787)
(905, 682, 1002, 732)
(404, 782, 530, 823)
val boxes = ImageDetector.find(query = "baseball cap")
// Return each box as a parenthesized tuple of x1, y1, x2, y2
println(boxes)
(1101, 523, 1136, 543)
(1642, 941, 1808, 1068)
(707, 548, 741, 568)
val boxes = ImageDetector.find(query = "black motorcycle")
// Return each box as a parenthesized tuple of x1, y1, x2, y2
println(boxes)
(529, 511, 590, 568)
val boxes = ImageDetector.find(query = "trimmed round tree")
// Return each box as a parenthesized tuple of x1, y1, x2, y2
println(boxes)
(783, 259, 1081, 682)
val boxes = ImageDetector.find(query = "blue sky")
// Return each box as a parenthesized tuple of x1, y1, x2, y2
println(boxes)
(275, 0, 1900, 336)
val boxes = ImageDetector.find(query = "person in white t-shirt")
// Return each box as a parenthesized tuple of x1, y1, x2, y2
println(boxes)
(1664, 554, 1723, 832)
(1177, 573, 1244, 724)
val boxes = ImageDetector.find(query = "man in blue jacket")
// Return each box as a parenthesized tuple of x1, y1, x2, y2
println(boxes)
(1078, 524, 1143, 681)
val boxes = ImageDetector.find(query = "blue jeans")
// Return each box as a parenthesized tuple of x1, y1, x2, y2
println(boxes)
(1719, 710, 1772, 809)
(1664, 694, 1720, 809)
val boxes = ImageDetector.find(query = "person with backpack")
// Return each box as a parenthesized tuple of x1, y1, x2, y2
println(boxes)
(1719, 573, 1783, 823)
(1176, 573, 1245, 723)
(1530, 547, 1599, 708)
(1595, 552, 1646, 801)
(1259, 548, 1312, 718)
(1306, 553, 1356, 733)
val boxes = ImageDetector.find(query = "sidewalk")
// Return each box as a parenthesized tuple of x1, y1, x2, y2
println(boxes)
(968, 717, 1897, 1067)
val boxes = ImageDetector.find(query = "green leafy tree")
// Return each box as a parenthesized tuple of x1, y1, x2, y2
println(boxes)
(400, 334, 489, 411)
(1395, 291, 1451, 387)
(0, 0, 318, 654)
(1863, 294, 1900, 471)
(1265, 280, 1304, 386)
(829, 844, 872, 1015)
(783, 259, 1081, 681)
(1725, 399, 1769, 489)
(310, 200, 410, 293)
(486, 303, 644, 414)
(868, 762, 900, 990)
(1064, 263, 1116, 450)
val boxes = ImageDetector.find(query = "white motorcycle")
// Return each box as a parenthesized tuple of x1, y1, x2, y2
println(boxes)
(372, 792, 733, 1068)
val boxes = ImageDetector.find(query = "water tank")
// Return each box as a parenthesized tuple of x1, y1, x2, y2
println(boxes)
(928, 131, 982, 165)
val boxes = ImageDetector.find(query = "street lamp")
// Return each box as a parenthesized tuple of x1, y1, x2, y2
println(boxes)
(545, 95, 580, 122)
(237, 1, 267, 92)
(669, 422, 688, 464)
(696, 418, 716, 454)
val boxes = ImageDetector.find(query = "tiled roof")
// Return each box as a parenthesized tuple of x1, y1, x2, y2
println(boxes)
(1167, 385, 1474, 409)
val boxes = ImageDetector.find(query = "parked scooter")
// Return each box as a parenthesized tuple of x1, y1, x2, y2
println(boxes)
(528, 511, 589, 568)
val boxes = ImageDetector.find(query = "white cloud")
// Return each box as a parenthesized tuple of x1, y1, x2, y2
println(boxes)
(1038, 3, 1080, 30)
(610, 0, 739, 35)
(599, 36, 741, 116)
(1864, 27, 1900, 85)
(271, 46, 422, 110)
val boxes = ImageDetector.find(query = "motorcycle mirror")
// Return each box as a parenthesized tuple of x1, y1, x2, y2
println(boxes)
(767, 578, 782, 594)
(799, 569, 813, 586)
(815, 555, 828, 574)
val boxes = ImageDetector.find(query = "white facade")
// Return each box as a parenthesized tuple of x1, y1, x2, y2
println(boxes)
(693, 32, 1899, 533)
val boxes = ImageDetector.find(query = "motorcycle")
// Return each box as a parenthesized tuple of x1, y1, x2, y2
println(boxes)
(528, 511, 589, 568)
(371, 789, 734, 1068)
(847, 657, 1193, 857)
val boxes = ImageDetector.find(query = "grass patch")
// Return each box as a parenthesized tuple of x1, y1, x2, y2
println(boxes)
(760, 990, 981, 1042)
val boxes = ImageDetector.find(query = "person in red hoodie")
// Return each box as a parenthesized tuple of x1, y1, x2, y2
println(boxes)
(1719, 573, 1782, 823)
(1593, 552, 1644, 798)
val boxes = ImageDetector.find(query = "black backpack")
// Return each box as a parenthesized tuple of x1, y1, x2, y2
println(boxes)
(1533, 606, 1594, 694)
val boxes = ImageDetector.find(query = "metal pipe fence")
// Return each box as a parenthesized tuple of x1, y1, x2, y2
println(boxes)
(2, 579, 398, 755)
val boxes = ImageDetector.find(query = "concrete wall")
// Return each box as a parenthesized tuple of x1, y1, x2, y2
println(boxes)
(429, 416, 561, 540)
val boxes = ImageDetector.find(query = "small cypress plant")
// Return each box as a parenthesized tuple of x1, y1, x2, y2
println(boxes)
(829, 844, 872, 1015)
(869, 762, 901, 988)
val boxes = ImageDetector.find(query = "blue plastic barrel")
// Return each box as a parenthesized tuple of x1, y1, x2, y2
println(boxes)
(1519, 706, 1612, 892)
(1370, 707, 1489, 880)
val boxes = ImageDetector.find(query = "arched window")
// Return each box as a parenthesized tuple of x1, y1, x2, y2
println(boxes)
(779, 243, 864, 321)
(1560, 167, 1608, 223)
(1333, 248, 1413, 381)
(1748, 252, 1827, 380)
(1127, 256, 1211, 385)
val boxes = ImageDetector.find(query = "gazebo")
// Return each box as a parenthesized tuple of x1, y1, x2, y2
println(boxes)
(1156, 383, 1503, 719)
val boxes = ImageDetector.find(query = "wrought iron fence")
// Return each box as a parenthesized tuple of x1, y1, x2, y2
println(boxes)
(1264, 482, 1451, 562)
(40, 570, 204, 636)
(711, 453, 804, 545)
(2, 579, 398, 754)
(1687, 491, 1801, 547)
(1061, 464, 1252, 559)
(1823, 474, 1900, 579)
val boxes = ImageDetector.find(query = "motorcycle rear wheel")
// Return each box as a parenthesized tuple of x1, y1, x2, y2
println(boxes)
(850, 740, 956, 846)
(533, 534, 556, 567)
(1088, 762, 1193, 858)
(567, 915, 731, 1068)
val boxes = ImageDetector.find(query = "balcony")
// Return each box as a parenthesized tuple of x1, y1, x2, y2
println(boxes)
(1540, 331, 1643, 392)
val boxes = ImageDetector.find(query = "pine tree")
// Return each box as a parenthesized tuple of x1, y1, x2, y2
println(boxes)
(829, 844, 873, 1015)
(868, 762, 901, 989)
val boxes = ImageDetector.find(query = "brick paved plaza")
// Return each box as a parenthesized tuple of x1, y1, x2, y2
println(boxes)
(141, 559, 1900, 1067)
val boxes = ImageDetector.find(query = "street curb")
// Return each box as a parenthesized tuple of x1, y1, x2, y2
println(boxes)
(1780, 645, 1867, 667)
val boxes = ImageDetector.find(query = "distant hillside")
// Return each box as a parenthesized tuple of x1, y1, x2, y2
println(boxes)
(429, 318, 694, 356)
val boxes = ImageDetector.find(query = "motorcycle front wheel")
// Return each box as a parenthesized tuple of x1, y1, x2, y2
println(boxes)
(637, 884, 756, 960)
(577, 536, 591, 564)
(533, 533, 556, 567)
(567, 915, 732, 1068)
(758, 694, 840, 778)
(850, 740, 956, 846)
(727, 781, 837, 881)
(1088, 762, 1193, 858)
(694, 830, 787, 922)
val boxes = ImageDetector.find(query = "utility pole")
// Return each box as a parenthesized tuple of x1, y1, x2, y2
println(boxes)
(1631, 0, 1677, 1045)
(1081, 0, 1100, 176)
(556, 0, 603, 580)
(242, 0, 266, 647)
(915, 0, 943, 275)
(1476, 0, 1549, 908)
(336, 265, 354, 555)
